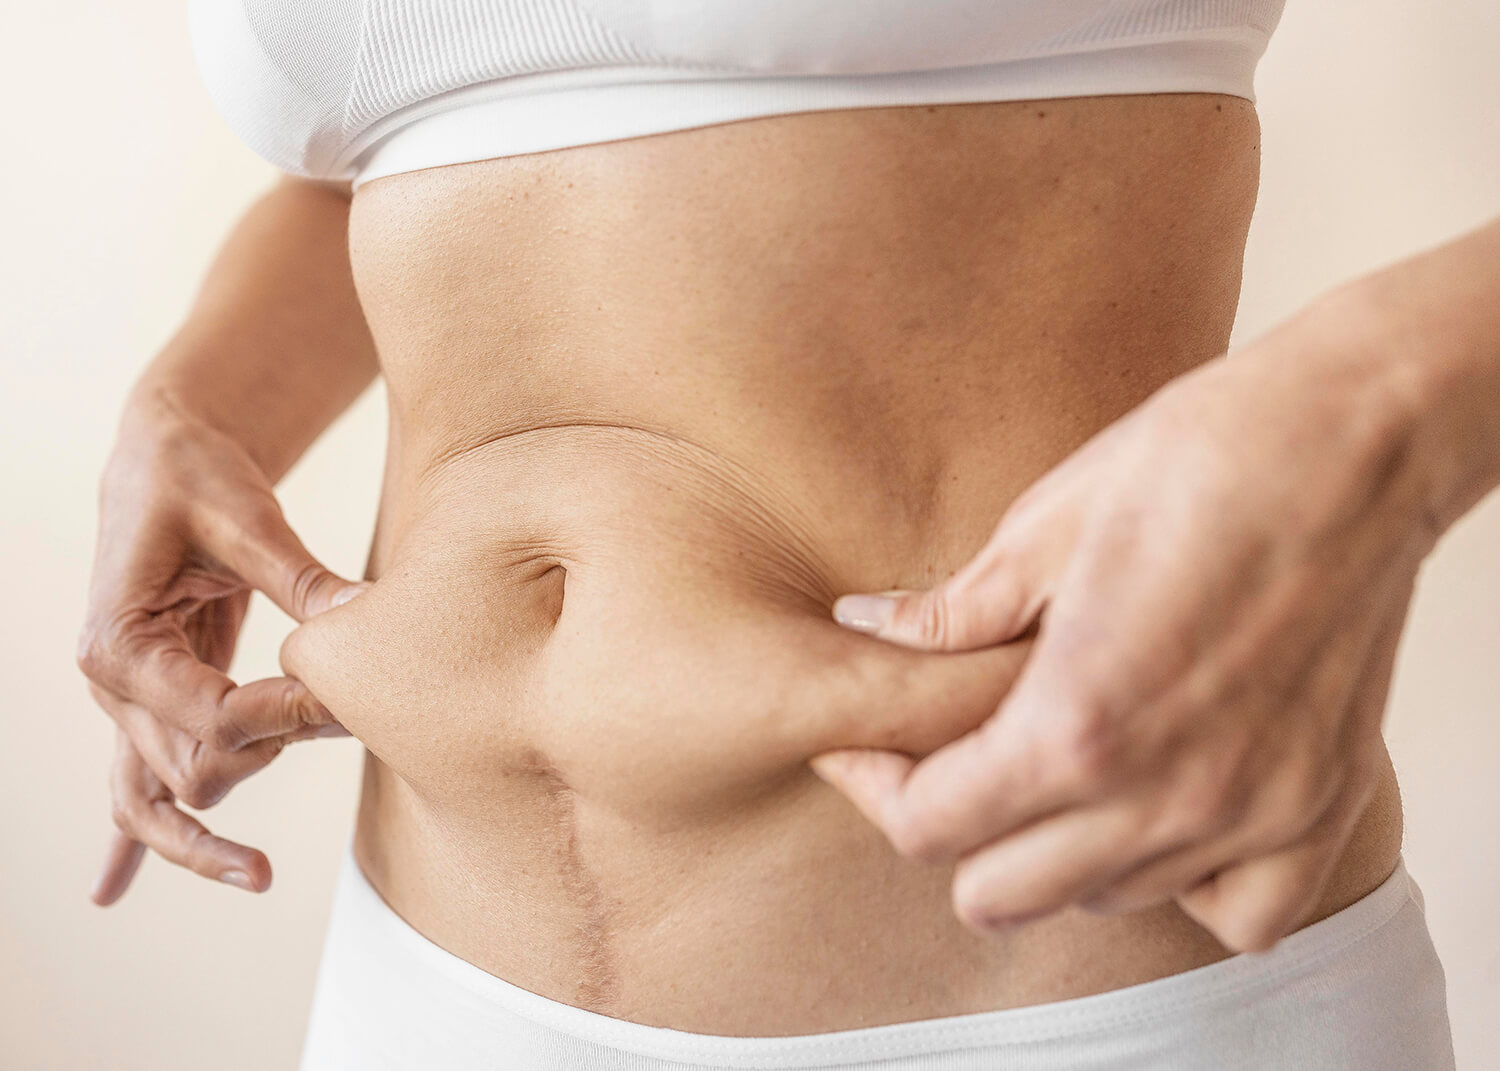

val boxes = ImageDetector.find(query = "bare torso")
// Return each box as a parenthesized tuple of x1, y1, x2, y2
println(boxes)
(280, 93, 1403, 1034)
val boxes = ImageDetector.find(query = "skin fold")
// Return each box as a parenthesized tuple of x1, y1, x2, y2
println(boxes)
(81, 90, 1500, 1033)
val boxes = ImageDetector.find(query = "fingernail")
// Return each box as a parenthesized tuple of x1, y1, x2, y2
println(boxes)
(221, 870, 255, 891)
(832, 594, 896, 634)
(331, 584, 367, 608)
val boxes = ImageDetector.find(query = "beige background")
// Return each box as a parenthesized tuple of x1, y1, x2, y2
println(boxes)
(2, 2, 1496, 1068)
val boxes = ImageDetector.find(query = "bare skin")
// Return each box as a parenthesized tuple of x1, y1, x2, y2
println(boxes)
(266, 95, 1412, 1033)
(85, 89, 1500, 1034)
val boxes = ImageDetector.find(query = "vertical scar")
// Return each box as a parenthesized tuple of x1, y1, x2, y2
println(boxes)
(553, 776, 622, 1013)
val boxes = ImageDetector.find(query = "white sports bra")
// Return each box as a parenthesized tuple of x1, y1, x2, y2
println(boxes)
(188, 0, 1286, 191)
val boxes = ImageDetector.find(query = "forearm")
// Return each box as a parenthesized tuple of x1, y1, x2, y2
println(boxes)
(129, 175, 380, 482)
(1307, 217, 1500, 540)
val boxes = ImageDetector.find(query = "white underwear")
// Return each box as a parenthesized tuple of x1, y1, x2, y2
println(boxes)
(300, 848, 1454, 1070)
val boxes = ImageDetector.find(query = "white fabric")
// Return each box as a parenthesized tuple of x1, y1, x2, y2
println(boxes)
(186, 0, 1286, 190)
(301, 849, 1455, 1070)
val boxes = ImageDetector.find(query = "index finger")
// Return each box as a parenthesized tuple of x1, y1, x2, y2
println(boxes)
(869, 663, 1090, 863)
(103, 732, 272, 896)
(90, 831, 146, 907)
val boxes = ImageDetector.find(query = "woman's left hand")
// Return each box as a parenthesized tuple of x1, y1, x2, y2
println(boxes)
(809, 287, 1452, 953)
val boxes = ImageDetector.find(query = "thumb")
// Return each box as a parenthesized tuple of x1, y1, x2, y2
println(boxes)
(284, 568, 370, 622)
(205, 497, 367, 623)
(832, 546, 1042, 652)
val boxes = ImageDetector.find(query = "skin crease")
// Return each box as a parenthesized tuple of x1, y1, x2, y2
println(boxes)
(80, 91, 1499, 1033)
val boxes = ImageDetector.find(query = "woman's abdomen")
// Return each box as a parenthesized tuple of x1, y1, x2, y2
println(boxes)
(279, 92, 1404, 1032)
(279, 426, 1045, 1029)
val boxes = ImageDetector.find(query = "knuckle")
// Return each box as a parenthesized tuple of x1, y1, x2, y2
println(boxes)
(172, 778, 218, 811)
(168, 747, 223, 810)
(279, 678, 326, 730)
(1053, 696, 1123, 786)
(885, 808, 947, 862)
(75, 632, 100, 677)
(901, 592, 954, 648)
(200, 712, 249, 753)
(178, 823, 214, 872)
(288, 562, 331, 618)
(109, 798, 139, 836)
(75, 621, 119, 681)
(176, 782, 221, 811)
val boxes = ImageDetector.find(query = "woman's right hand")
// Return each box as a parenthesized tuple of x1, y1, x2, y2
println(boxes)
(77, 385, 366, 905)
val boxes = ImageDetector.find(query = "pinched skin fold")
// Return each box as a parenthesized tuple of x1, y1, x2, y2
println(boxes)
(279, 423, 1033, 1026)
(281, 424, 1030, 819)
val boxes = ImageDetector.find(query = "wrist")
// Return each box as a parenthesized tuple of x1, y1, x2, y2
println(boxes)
(126, 328, 356, 483)
(122, 367, 290, 484)
(119, 374, 226, 458)
(1308, 227, 1500, 542)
